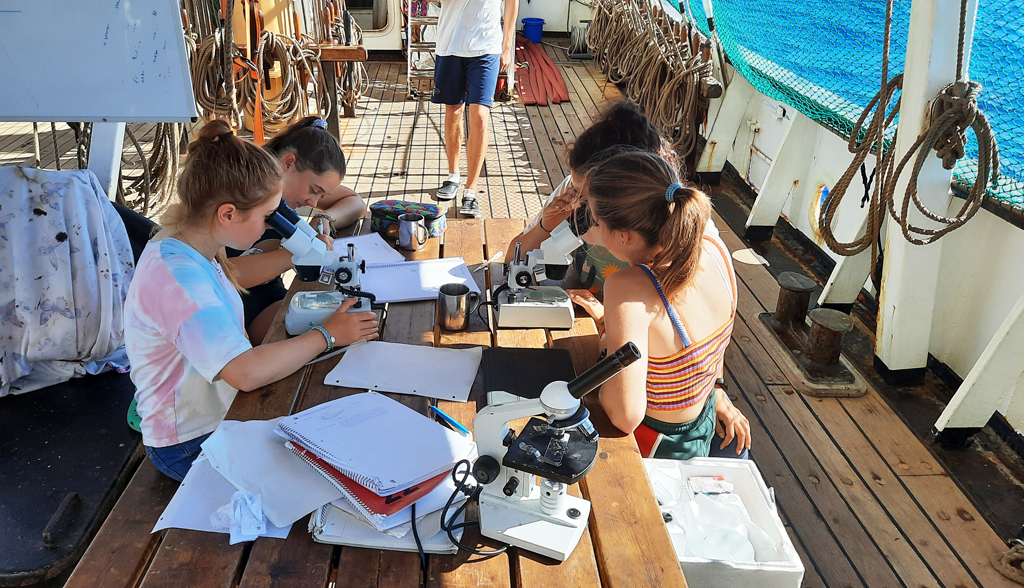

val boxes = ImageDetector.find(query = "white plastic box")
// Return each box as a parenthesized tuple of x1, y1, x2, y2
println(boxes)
(643, 457, 805, 588)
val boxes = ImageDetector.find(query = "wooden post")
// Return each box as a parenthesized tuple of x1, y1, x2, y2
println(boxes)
(875, 0, 979, 376)
(806, 308, 853, 365)
(775, 271, 817, 324)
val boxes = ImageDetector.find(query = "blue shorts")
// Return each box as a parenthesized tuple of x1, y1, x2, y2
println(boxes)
(146, 433, 211, 481)
(431, 54, 500, 108)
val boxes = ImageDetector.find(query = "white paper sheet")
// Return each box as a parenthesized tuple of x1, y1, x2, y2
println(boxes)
(324, 340, 482, 402)
(153, 454, 292, 540)
(332, 233, 405, 264)
(360, 257, 480, 303)
(201, 419, 344, 527)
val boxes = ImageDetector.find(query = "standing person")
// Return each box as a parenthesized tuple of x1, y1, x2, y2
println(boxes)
(123, 121, 379, 481)
(582, 150, 750, 460)
(432, 0, 519, 218)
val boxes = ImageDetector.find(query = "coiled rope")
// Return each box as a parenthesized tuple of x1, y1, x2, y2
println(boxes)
(818, 0, 1000, 271)
(588, 0, 713, 157)
(992, 541, 1024, 585)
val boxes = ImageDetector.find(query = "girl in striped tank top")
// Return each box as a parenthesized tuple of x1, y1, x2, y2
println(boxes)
(576, 150, 751, 460)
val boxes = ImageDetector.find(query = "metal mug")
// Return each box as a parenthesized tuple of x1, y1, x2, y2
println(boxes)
(398, 213, 428, 250)
(438, 283, 480, 331)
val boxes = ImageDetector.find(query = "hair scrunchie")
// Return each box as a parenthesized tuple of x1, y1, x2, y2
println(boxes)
(311, 118, 328, 130)
(665, 182, 683, 202)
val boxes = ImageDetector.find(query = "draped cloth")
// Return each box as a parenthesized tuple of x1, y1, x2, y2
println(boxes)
(0, 167, 135, 396)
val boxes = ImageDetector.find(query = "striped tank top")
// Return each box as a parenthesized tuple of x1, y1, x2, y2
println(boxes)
(641, 235, 737, 411)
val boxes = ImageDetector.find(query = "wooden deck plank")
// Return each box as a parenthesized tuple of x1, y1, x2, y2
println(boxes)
(723, 369, 867, 588)
(731, 313, 789, 385)
(839, 390, 945, 477)
(797, 391, 984, 588)
(901, 475, 1020, 588)
(771, 384, 948, 588)
(785, 526, 827, 588)
(725, 343, 902, 588)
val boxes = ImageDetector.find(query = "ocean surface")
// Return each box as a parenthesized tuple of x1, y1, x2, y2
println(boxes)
(685, 0, 1023, 196)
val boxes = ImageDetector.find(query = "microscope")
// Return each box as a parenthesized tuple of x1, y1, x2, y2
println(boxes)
(264, 202, 374, 336)
(472, 342, 642, 561)
(493, 220, 584, 329)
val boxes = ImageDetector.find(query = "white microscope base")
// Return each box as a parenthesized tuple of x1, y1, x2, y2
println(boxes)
(478, 490, 591, 562)
(494, 298, 575, 329)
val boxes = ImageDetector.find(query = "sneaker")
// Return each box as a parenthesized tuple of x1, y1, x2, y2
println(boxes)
(436, 180, 460, 201)
(459, 194, 481, 218)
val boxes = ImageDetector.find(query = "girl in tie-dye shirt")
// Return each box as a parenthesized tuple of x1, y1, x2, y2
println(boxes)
(124, 121, 380, 481)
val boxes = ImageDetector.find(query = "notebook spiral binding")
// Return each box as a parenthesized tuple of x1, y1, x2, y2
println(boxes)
(279, 425, 382, 492)
(286, 441, 383, 526)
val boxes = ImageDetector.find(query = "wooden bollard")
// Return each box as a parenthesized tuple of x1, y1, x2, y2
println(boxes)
(775, 272, 818, 324)
(806, 308, 854, 365)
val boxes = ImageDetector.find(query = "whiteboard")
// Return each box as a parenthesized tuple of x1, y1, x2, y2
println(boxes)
(0, 0, 197, 122)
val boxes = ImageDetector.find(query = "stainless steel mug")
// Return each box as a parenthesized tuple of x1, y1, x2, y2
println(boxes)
(398, 213, 428, 251)
(438, 283, 481, 331)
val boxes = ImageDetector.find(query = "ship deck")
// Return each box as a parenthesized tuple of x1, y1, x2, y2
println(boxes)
(1, 42, 1021, 588)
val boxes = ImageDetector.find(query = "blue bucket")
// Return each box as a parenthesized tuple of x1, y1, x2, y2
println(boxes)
(522, 18, 544, 44)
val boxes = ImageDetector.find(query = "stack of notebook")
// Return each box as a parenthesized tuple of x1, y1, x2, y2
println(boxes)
(274, 392, 476, 553)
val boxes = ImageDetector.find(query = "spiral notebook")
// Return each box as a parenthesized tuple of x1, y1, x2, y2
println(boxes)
(360, 257, 479, 303)
(274, 392, 476, 496)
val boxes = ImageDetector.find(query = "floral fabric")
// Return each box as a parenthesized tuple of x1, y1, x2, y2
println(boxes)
(0, 167, 134, 396)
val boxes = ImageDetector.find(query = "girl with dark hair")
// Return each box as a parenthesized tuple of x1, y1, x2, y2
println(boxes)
(505, 101, 699, 304)
(123, 121, 378, 481)
(227, 116, 366, 343)
(581, 150, 750, 461)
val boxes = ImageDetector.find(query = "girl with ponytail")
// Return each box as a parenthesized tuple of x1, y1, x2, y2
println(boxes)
(228, 116, 365, 343)
(123, 121, 379, 481)
(580, 150, 750, 461)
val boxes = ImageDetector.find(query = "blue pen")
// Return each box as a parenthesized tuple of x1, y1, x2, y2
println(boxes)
(430, 405, 470, 437)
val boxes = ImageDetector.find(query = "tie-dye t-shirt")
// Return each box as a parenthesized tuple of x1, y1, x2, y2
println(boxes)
(124, 239, 252, 448)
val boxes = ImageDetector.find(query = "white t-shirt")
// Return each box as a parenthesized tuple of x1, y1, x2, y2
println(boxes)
(124, 240, 252, 448)
(435, 0, 504, 57)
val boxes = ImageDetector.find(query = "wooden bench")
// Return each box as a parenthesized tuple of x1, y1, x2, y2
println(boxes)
(67, 218, 686, 588)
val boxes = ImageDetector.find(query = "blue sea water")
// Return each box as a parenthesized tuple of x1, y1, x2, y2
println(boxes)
(685, 0, 1023, 199)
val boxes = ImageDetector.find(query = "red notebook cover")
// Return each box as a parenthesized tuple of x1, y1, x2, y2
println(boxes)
(287, 441, 450, 517)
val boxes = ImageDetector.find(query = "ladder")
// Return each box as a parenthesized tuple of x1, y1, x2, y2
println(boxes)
(406, 2, 437, 99)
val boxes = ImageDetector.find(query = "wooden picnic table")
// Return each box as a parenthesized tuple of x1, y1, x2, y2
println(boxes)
(66, 218, 686, 588)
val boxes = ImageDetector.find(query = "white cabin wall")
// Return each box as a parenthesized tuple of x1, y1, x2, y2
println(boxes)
(713, 79, 1024, 434)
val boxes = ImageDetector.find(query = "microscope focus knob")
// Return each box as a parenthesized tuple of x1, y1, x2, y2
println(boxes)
(472, 455, 501, 485)
(359, 260, 366, 273)
(514, 271, 532, 288)
(502, 476, 519, 497)
(334, 267, 353, 284)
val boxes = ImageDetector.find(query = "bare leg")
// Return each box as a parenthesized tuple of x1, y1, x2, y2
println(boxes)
(444, 103, 465, 176)
(248, 300, 282, 345)
(464, 103, 491, 192)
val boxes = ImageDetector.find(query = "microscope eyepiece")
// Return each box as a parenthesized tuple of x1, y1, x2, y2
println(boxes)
(566, 342, 642, 399)
(265, 211, 297, 239)
(275, 199, 302, 225)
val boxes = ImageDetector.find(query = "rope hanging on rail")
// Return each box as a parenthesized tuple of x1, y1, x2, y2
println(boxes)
(587, 0, 715, 158)
(817, 0, 1000, 272)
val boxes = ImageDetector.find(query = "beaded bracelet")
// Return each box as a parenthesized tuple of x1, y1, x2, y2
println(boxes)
(311, 212, 337, 238)
(310, 325, 334, 353)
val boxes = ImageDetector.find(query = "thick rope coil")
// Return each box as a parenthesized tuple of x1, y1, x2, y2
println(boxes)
(991, 542, 1024, 585)
(818, 0, 1000, 273)
(238, 30, 329, 135)
(587, 0, 713, 158)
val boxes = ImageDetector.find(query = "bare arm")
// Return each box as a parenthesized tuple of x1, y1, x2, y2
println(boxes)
(598, 270, 651, 434)
(218, 297, 379, 391)
(317, 185, 366, 230)
(501, 0, 519, 71)
(229, 247, 294, 289)
(505, 189, 575, 263)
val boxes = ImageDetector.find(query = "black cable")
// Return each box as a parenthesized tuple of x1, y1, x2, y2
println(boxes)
(410, 502, 427, 572)
(337, 285, 376, 304)
(440, 459, 508, 556)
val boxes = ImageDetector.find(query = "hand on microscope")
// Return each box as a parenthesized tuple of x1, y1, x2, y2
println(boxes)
(321, 297, 379, 347)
